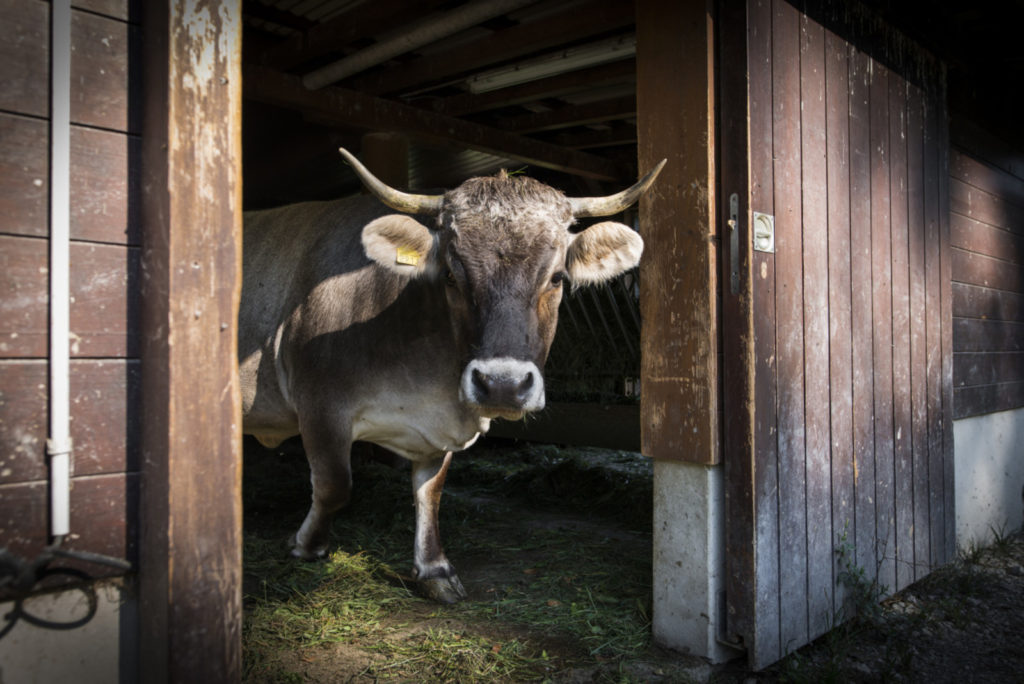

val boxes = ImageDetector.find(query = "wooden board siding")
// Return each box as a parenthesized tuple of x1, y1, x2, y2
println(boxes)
(0, 473, 139, 588)
(724, 0, 954, 668)
(923, 81, 948, 570)
(0, 360, 140, 483)
(847, 45, 879, 594)
(869, 60, 898, 592)
(799, 13, 834, 639)
(1, 115, 138, 243)
(824, 27, 856, 599)
(748, 0, 782, 657)
(0, 113, 49, 237)
(907, 84, 931, 581)
(771, 1, 808, 651)
(0, 0, 141, 597)
(73, 0, 132, 20)
(71, 125, 141, 245)
(0, 236, 141, 358)
(0, 0, 49, 118)
(949, 133, 1024, 418)
(719, 0, 757, 649)
(70, 7, 140, 133)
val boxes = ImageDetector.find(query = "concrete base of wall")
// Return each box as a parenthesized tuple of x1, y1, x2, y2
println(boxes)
(954, 406, 1024, 549)
(0, 578, 138, 683)
(651, 460, 742, 664)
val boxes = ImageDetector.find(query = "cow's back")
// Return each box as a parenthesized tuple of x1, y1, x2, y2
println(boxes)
(238, 195, 394, 443)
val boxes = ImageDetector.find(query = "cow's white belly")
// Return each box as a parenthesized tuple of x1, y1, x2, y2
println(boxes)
(351, 391, 490, 460)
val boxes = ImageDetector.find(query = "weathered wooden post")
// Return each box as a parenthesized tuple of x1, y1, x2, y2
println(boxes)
(139, 2, 244, 681)
(637, 0, 738, 663)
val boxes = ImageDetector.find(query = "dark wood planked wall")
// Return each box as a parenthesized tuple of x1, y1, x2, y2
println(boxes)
(0, 0, 139, 591)
(949, 124, 1024, 419)
(726, 0, 955, 668)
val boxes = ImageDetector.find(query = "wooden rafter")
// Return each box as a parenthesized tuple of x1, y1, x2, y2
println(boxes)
(433, 59, 636, 116)
(349, 0, 634, 96)
(243, 64, 622, 181)
(539, 121, 637, 150)
(242, 0, 314, 33)
(496, 95, 635, 134)
(259, 0, 449, 70)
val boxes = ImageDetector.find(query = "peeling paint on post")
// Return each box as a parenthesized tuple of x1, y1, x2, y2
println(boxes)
(637, 0, 718, 465)
(139, 1, 243, 682)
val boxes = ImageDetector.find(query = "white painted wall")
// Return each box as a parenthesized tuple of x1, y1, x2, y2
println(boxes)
(651, 461, 741, 663)
(0, 578, 137, 683)
(954, 406, 1024, 549)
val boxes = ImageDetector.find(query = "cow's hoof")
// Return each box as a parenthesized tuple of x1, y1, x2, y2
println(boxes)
(419, 575, 467, 603)
(288, 534, 327, 561)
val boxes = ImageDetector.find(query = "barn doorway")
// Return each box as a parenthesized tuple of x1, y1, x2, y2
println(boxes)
(237, 1, 680, 679)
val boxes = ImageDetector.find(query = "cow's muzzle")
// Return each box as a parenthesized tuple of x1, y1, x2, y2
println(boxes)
(460, 357, 545, 419)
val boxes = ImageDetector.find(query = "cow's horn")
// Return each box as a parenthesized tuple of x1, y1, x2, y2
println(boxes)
(568, 159, 667, 218)
(340, 148, 443, 216)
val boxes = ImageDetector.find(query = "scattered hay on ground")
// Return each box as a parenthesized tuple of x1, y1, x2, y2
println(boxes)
(243, 436, 1024, 682)
(242, 437, 704, 683)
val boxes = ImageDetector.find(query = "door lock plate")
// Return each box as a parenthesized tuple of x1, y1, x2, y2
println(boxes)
(752, 212, 775, 253)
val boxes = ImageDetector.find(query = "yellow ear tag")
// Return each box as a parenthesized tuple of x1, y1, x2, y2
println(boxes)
(396, 245, 421, 266)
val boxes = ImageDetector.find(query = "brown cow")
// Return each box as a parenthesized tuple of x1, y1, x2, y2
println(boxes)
(239, 149, 663, 602)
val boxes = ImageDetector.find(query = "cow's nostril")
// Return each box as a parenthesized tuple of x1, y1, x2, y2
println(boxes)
(471, 368, 490, 398)
(463, 359, 544, 411)
(516, 372, 534, 398)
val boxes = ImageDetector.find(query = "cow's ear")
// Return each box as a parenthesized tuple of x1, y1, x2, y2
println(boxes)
(566, 221, 643, 286)
(362, 214, 438, 278)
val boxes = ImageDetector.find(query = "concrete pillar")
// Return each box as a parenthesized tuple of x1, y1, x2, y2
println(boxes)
(954, 407, 1024, 548)
(652, 460, 741, 663)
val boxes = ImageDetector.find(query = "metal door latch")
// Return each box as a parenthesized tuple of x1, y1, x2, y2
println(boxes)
(728, 193, 740, 294)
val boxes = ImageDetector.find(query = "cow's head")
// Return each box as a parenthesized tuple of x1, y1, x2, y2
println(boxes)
(346, 148, 664, 421)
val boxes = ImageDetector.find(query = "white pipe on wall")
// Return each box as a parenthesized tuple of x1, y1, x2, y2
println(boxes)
(48, 0, 73, 539)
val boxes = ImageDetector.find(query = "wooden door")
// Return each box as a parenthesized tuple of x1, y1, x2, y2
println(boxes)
(720, 0, 955, 668)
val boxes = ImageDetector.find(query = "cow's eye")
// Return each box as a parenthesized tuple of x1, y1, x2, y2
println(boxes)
(445, 268, 457, 287)
(550, 271, 567, 287)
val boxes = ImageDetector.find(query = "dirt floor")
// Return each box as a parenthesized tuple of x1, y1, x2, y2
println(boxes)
(718, 531, 1024, 683)
(242, 438, 1024, 683)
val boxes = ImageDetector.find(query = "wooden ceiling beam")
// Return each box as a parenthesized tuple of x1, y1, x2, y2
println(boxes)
(242, 0, 315, 32)
(495, 94, 635, 134)
(349, 0, 634, 96)
(243, 65, 622, 181)
(538, 121, 637, 150)
(431, 59, 635, 116)
(257, 0, 449, 71)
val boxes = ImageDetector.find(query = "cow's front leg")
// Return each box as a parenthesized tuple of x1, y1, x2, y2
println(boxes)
(412, 452, 467, 603)
(291, 418, 353, 560)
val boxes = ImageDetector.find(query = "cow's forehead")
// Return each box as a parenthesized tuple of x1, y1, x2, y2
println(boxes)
(443, 210, 569, 271)
(441, 173, 573, 232)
